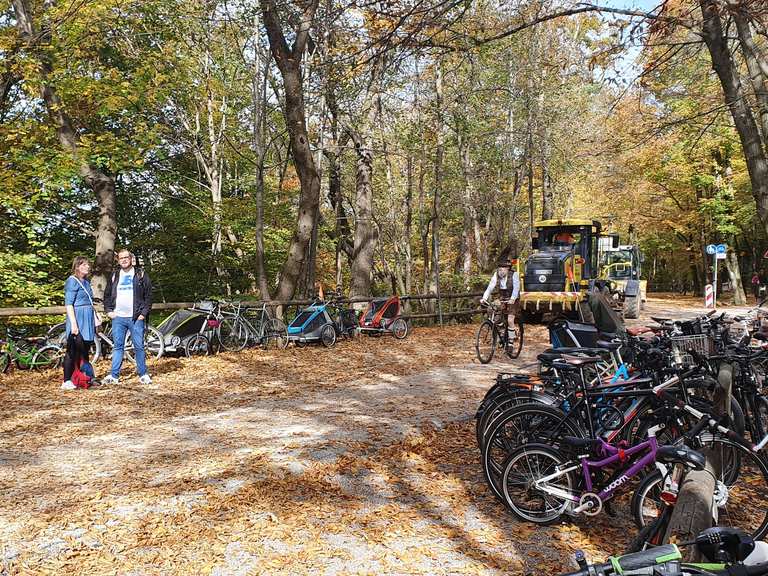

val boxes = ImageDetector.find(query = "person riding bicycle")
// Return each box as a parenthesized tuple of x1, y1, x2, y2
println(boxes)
(480, 251, 520, 342)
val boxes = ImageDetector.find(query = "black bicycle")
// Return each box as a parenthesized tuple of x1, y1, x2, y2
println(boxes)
(475, 301, 524, 363)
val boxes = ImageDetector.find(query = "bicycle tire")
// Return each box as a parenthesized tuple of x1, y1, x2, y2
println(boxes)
(481, 402, 584, 502)
(476, 390, 558, 451)
(391, 317, 408, 340)
(320, 324, 336, 348)
(185, 334, 211, 357)
(31, 345, 65, 371)
(632, 436, 768, 540)
(264, 318, 288, 350)
(475, 320, 497, 364)
(91, 335, 104, 363)
(501, 443, 574, 524)
(46, 322, 67, 347)
(753, 395, 768, 443)
(0, 352, 10, 374)
(506, 315, 524, 359)
(217, 317, 249, 352)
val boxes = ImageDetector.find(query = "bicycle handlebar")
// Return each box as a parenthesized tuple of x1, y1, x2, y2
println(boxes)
(559, 545, 681, 576)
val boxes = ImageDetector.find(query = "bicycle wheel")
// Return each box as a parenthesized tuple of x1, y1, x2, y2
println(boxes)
(752, 395, 768, 443)
(506, 315, 524, 359)
(264, 318, 288, 350)
(481, 403, 583, 502)
(143, 326, 166, 360)
(217, 317, 249, 352)
(91, 335, 103, 363)
(185, 334, 211, 357)
(475, 320, 497, 364)
(320, 324, 336, 348)
(391, 317, 408, 340)
(501, 443, 575, 524)
(633, 437, 768, 540)
(46, 322, 67, 347)
(31, 345, 65, 370)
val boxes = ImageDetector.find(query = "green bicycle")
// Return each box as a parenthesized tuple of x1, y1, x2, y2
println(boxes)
(0, 327, 64, 373)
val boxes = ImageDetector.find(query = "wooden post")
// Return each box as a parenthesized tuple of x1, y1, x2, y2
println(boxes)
(663, 362, 732, 560)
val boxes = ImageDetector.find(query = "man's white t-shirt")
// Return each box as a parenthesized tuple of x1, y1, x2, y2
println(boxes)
(114, 269, 135, 318)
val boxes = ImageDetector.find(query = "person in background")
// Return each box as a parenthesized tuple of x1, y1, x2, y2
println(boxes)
(102, 249, 153, 385)
(62, 256, 96, 390)
(752, 272, 761, 303)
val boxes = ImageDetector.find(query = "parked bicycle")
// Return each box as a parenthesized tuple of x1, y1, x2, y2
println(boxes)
(217, 301, 288, 351)
(475, 301, 524, 363)
(46, 316, 165, 364)
(1, 327, 63, 372)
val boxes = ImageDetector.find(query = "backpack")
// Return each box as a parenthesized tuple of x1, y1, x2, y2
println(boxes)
(72, 359, 95, 389)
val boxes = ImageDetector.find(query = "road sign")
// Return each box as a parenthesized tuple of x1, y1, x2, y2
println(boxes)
(706, 244, 716, 255)
(716, 252, 727, 260)
(716, 244, 727, 254)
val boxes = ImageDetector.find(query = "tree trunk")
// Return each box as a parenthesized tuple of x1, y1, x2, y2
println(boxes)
(12, 0, 117, 298)
(729, 0, 768, 143)
(260, 0, 321, 302)
(348, 127, 377, 298)
(431, 61, 445, 322)
(700, 0, 768, 234)
(725, 248, 747, 305)
(252, 41, 271, 299)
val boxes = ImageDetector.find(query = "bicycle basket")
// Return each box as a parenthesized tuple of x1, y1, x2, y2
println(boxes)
(670, 334, 714, 367)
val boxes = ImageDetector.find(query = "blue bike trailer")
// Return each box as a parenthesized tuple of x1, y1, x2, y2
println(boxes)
(287, 304, 334, 343)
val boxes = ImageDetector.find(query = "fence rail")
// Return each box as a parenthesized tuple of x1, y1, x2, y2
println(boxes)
(0, 291, 487, 319)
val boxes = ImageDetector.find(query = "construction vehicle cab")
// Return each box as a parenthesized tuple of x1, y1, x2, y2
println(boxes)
(598, 242, 647, 319)
(520, 219, 602, 318)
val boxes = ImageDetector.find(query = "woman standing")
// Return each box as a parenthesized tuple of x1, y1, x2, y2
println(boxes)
(62, 256, 96, 390)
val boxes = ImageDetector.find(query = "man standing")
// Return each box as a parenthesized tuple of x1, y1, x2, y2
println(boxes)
(102, 249, 153, 385)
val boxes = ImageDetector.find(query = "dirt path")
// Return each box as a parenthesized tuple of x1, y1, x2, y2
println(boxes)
(0, 298, 703, 575)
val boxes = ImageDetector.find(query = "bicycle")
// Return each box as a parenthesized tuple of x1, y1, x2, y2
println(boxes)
(475, 301, 524, 363)
(239, 303, 289, 350)
(561, 527, 768, 575)
(0, 327, 64, 372)
(46, 317, 165, 364)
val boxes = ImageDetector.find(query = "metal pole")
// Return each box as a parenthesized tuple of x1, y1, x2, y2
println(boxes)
(713, 253, 718, 308)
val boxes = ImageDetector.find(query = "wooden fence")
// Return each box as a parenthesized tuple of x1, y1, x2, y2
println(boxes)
(0, 291, 487, 324)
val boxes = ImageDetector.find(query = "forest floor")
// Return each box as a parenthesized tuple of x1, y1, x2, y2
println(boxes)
(0, 294, 742, 575)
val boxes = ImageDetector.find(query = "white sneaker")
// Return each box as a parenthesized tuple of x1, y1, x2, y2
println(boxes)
(102, 375, 119, 386)
(138, 374, 152, 385)
(61, 380, 76, 390)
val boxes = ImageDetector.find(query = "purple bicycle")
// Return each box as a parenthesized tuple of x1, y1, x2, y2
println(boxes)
(500, 423, 705, 524)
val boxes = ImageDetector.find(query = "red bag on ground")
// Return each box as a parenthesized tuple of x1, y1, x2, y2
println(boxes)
(72, 359, 94, 389)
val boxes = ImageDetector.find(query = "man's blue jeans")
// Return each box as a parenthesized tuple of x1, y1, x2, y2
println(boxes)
(110, 316, 147, 378)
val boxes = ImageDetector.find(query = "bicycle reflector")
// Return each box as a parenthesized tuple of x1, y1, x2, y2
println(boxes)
(659, 489, 677, 505)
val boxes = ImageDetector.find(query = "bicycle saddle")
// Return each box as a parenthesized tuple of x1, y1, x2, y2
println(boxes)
(596, 340, 622, 351)
(626, 326, 653, 337)
(555, 354, 602, 367)
(547, 347, 609, 356)
(538, 352, 564, 363)
(656, 445, 706, 471)
(562, 436, 603, 450)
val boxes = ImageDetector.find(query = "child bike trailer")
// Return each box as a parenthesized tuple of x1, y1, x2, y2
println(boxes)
(155, 301, 219, 356)
(359, 296, 408, 339)
(287, 302, 337, 347)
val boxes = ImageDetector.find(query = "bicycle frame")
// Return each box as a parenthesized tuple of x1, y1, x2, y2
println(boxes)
(533, 430, 662, 512)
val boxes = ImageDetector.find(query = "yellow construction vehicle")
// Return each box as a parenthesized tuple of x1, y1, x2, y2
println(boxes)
(598, 242, 647, 319)
(519, 219, 606, 321)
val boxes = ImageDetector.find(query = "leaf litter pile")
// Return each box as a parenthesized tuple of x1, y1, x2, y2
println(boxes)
(1, 322, 635, 575)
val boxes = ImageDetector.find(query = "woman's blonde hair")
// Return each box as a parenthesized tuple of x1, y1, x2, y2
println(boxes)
(71, 255, 91, 276)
